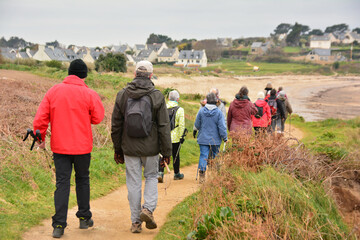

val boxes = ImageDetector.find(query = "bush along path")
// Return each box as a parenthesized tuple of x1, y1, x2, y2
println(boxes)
(23, 164, 200, 240)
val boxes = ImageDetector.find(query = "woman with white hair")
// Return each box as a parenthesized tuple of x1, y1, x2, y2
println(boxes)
(158, 90, 186, 182)
(194, 92, 227, 183)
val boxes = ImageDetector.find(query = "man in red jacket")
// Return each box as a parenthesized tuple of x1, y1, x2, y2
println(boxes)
(33, 59, 104, 238)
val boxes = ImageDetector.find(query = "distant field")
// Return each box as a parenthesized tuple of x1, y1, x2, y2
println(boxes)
(200, 59, 324, 75)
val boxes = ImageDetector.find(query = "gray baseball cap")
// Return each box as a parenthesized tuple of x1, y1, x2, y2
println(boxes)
(135, 60, 153, 73)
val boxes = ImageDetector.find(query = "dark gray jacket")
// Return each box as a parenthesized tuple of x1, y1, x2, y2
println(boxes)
(111, 77, 172, 157)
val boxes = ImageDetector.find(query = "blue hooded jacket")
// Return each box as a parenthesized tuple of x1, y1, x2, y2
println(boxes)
(195, 104, 227, 145)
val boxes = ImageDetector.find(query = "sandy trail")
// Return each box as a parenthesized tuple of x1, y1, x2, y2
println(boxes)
(23, 164, 200, 240)
(154, 75, 360, 121)
(0, 69, 301, 239)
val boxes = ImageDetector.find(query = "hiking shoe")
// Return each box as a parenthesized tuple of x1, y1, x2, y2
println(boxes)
(52, 226, 64, 238)
(199, 170, 205, 184)
(140, 208, 157, 229)
(79, 217, 94, 229)
(158, 172, 164, 183)
(174, 173, 184, 180)
(131, 222, 142, 233)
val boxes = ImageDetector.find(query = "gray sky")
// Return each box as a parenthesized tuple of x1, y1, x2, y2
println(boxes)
(0, 0, 359, 47)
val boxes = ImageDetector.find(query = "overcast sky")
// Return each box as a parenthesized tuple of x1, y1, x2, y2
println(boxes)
(0, 0, 359, 47)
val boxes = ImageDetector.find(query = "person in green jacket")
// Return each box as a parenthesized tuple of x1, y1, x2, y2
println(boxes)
(158, 90, 185, 182)
(111, 60, 172, 234)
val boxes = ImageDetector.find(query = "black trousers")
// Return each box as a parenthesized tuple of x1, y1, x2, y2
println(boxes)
(159, 142, 181, 174)
(52, 153, 92, 228)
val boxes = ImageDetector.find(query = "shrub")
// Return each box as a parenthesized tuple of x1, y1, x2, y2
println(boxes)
(95, 53, 127, 73)
(333, 61, 340, 70)
(45, 60, 62, 69)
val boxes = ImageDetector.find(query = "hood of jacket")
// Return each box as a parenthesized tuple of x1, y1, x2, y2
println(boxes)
(254, 99, 267, 107)
(125, 77, 155, 99)
(235, 94, 250, 101)
(167, 100, 178, 108)
(232, 99, 250, 109)
(203, 104, 218, 117)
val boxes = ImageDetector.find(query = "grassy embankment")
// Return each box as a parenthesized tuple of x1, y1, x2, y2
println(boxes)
(0, 63, 200, 240)
(156, 116, 359, 239)
(155, 117, 359, 239)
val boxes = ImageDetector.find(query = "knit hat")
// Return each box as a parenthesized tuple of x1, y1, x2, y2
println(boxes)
(279, 90, 286, 97)
(135, 60, 153, 73)
(257, 91, 265, 99)
(68, 59, 88, 79)
(265, 82, 272, 90)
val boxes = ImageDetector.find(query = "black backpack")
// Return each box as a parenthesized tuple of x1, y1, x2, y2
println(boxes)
(124, 91, 155, 138)
(254, 103, 264, 119)
(168, 106, 180, 131)
(267, 98, 277, 116)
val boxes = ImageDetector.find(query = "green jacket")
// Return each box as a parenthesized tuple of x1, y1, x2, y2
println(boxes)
(111, 77, 172, 157)
(167, 101, 185, 143)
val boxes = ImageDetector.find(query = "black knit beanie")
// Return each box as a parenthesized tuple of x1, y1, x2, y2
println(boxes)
(68, 59, 88, 79)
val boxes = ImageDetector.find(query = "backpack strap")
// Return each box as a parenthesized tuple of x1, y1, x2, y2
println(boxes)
(169, 106, 180, 129)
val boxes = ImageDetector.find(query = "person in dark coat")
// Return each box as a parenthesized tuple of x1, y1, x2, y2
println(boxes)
(111, 60, 172, 233)
(276, 90, 293, 134)
(227, 86, 258, 135)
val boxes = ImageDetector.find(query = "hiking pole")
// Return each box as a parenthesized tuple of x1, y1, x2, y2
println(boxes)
(159, 153, 171, 173)
(174, 128, 188, 163)
(35, 130, 53, 169)
(23, 129, 52, 169)
(289, 114, 292, 136)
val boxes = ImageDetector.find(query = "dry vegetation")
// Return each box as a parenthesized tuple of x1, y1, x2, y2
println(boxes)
(186, 132, 360, 239)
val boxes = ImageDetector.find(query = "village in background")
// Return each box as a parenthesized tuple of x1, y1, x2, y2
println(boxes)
(1, 23, 360, 71)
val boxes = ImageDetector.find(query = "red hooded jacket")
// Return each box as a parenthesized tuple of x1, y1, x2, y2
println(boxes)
(227, 98, 258, 134)
(33, 75, 104, 155)
(251, 99, 271, 127)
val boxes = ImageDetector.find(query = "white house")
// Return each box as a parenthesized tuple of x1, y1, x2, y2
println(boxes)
(133, 44, 146, 55)
(146, 42, 168, 54)
(306, 48, 345, 63)
(342, 32, 360, 44)
(175, 49, 207, 67)
(0, 47, 16, 60)
(32, 45, 52, 61)
(111, 44, 132, 54)
(136, 49, 158, 63)
(77, 48, 95, 64)
(250, 42, 271, 55)
(310, 35, 331, 49)
(157, 48, 179, 62)
(216, 38, 232, 47)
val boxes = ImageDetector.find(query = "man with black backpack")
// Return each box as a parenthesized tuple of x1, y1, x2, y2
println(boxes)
(266, 89, 278, 133)
(111, 60, 172, 234)
(158, 90, 185, 183)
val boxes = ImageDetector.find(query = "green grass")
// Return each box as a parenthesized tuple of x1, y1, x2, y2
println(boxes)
(200, 59, 324, 76)
(154, 194, 197, 240)
(283, 47, 302, 53)
(291, 115, 360, 160)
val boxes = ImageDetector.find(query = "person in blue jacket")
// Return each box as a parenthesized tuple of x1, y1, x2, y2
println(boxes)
(194, 92, 227, 183)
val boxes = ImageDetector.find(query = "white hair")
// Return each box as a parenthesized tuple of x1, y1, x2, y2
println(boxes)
(210, 87, 219, 97)
(169, 90, 180, 101)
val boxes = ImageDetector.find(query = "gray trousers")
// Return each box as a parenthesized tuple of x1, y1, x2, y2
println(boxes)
(124, 154, 158, 223)
(276, 118, 285, 133)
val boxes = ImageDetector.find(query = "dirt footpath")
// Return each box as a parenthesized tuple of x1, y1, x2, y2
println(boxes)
(23, 164, 199, 240)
